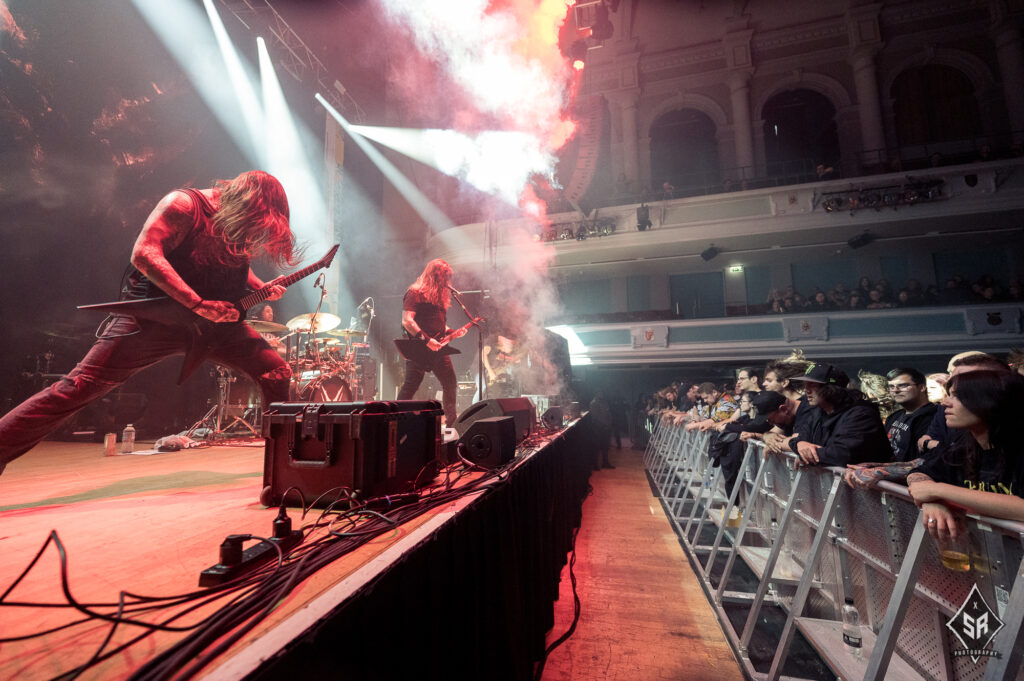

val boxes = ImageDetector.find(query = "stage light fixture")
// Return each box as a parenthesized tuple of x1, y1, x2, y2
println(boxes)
(700, 246, 720, 262)
(636, 205, 652, 231)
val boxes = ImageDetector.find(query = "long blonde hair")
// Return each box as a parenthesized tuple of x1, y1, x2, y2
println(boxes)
(196, 170, 297, 268)
(411, 259, 452, 309)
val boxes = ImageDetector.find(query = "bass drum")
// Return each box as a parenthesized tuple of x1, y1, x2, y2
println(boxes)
(290, 370, 353, 403)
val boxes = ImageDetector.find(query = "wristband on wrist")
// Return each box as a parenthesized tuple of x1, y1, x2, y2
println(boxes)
(190, 299, 204, 311)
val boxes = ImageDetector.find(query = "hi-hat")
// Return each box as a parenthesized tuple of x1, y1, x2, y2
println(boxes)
(286, 312, 341, 333)
(246, 320, 288, 333)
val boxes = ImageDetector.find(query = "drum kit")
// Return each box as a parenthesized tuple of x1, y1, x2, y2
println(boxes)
(279, 312, 369, 403)
(190, 311, 372, 439)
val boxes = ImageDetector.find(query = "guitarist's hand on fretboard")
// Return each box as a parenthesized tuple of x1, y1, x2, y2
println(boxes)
(194, 300, 240, 323)
(263, 276, 287, 301)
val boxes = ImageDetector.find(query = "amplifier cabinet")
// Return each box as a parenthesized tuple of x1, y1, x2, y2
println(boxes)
(260, 400, 442, 508)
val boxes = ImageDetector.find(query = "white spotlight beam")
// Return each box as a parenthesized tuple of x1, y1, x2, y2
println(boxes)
(203, 0, 266, 163)
(258, 38, 342, 311)
(316, 95, 454, 233)
(349, 125, 549, 206)
(131, 0, 260, 163)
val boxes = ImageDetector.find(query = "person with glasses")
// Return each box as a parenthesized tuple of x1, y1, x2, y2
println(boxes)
(844, 368, 937, 489)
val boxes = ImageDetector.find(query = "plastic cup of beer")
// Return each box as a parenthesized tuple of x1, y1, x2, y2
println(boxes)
(937, 532, 970, 572)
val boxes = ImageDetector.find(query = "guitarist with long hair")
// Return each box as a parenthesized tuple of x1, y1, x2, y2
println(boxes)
(397, 259, 468, 426)
(0, 170, 299, 474)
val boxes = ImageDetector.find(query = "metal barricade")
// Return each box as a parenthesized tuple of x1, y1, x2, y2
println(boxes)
(645, 430, 1024, 681)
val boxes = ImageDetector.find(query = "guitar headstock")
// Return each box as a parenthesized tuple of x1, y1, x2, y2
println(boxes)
(318, 244, 341, 270)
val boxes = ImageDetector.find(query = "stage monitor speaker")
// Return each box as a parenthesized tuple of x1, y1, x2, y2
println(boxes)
(458, 416, 516, 468)
(453, 397, 534, 444)
(541, 406, 563, 429)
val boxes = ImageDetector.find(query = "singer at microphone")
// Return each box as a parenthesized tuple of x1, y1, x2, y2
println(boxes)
(397, 259, 465, 428)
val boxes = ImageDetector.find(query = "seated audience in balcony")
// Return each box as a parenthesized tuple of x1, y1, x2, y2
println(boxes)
(829, 282, 850, 308)
(806, 291, 835, 311)
(905, 279, 927, 306)
(865, 289, 893, 309)
(974, 144, 994, 163)
(686, 382, 738, 431)
(908, 370, 1024, 532)
(782, 363, 890, 467)
(847, 291, 866, 310)
(845, 368, 938, 489)
(856, 276, 873, 300)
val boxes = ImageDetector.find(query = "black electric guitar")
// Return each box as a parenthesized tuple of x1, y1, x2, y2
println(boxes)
(393, 317, 482, 371)
(78, 244, 340, 383)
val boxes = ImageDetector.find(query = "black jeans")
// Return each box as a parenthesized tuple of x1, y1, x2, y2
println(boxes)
(0, 315, 291, 468)
(397, 355, 457, 426)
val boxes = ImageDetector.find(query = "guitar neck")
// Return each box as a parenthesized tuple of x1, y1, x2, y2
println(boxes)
(236, 259, 329, 311)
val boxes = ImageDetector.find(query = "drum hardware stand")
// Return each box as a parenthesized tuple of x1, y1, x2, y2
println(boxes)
(187, 366, 259, 439)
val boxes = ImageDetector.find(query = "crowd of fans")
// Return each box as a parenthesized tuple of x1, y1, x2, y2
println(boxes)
(630, 347, 1024, 530)
(764, 274, 1023, 314)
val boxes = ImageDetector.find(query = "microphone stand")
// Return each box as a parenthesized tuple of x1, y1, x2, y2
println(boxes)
(448, 288, 486, 404)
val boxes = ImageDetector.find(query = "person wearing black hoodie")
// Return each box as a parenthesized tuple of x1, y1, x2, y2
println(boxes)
(782, 363, 890, 467)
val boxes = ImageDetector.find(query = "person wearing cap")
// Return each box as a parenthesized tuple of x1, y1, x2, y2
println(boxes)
(780, 363, 889, 467)
(749, 385, 818, 454)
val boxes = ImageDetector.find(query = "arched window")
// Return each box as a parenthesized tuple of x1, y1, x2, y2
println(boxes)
(892, 65, 980, 146)
(649, 109, 719, 197)
(762, 89, 839, 180)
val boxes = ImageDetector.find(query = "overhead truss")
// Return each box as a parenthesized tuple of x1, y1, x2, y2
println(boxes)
(218, 0, 366, 123)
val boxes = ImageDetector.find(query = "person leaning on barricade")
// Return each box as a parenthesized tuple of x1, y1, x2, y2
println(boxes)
(917, 352, 1009, 455)
(844, 367, 937, 489)
(907, 370, 1024, 537)
(757, 358, 814, 454)
(714, 391, 774, 496)
(766, 363, 890, 468)
(685, 382, 738, 432)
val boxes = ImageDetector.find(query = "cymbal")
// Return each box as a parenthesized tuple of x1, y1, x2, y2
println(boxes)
(326, 328, 367, 338)
(286, 312, 341, 334)
(246, 320, 288, 333)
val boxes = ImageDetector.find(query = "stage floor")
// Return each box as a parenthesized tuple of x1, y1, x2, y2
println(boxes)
(0, 440, 458, 680)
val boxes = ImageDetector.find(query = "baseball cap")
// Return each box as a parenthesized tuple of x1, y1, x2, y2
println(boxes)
(751, 391, 786, 416)
(791, 362, 850, 387)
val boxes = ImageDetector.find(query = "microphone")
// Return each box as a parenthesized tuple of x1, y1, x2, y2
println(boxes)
(314, 273, 326, 288)
(447, 284, 461, 295)
(358, 296, 373, 308)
